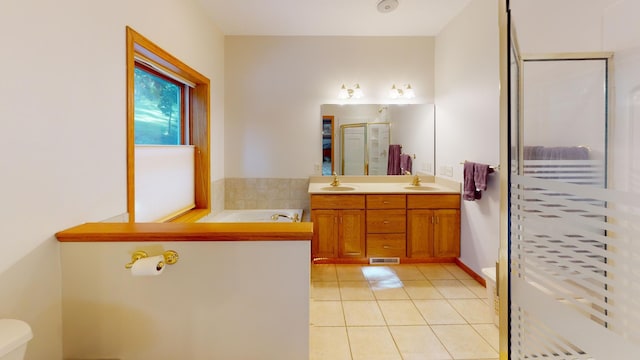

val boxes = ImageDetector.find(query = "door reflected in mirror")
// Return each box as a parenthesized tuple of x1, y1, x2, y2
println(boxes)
(321, 104, 435, 176)
(322, 116, 334, 176)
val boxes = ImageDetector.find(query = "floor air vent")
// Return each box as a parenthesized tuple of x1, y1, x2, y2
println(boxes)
(369, 257, 400, 265)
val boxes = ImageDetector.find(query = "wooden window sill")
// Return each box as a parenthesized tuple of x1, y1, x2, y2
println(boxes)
(56, 222, 313, 242)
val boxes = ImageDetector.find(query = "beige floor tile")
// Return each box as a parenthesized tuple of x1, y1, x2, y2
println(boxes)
(348, 326, 402, 360)
(389, 325, 452, 360)
(310, 300, 345, 326)
(431, 279, 478, 299)
(472, 324, 500, 352)
(403, 280, 444, 299)
(389, 265, 427, 280)
(311, 281, 341, 300)
(413, 300, 466, 325)
(449, 299, 494, 324)
(336, 265, 367, 281)
(361, 265, 401, 282)
(416, 264, 457, 280)
(370, 280, 410, 300)
(460, 279, 488, 298)
(310, 264, 501, 360)
(339, 281, 375, 300)
(431, 324, 498, 359)
(310, 326, 352, 360)
(342, 301, 386, 326)
(311, 264, 337, 281)
(442, 263, 473, 280)
(378, 300, 426, 325)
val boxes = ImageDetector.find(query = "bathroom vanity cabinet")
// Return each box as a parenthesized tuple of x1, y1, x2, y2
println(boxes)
(310, 195, 366, 258)
(366, 194, 407, 257)
(407, 195, 461, 258)
(310, 192, 460, 262)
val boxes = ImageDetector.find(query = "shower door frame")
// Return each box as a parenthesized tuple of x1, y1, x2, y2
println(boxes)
(501, 3, 615, 358)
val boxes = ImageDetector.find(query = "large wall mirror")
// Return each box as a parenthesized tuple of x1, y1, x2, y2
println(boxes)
(321, 104, 435, 176)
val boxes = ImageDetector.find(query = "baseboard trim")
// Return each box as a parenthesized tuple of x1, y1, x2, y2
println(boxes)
(454, 258, 486, 287)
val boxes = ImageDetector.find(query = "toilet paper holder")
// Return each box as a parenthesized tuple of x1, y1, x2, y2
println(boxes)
(124, 250, 179, 269)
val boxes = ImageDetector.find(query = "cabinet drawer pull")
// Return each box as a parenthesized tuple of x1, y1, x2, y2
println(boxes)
(383, 245, 391, 249)
(383, 220, 390, 224)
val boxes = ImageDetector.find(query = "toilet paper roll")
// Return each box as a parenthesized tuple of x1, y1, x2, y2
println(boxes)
(130, 255, 165, 276)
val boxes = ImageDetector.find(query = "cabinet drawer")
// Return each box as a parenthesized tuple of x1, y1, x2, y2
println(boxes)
(367, 233, 406, 257)
(407, 194, 460, 209)
(367, 194, 406, 209)
(367, 209, 406, 233)
(311, 194, 365, 209)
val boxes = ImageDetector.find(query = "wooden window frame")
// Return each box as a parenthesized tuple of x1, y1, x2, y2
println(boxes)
(126, 26, 210, 222)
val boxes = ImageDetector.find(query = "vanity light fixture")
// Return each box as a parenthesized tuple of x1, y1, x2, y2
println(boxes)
(338, 83, 364, 99)
(389, 84, 415, 99)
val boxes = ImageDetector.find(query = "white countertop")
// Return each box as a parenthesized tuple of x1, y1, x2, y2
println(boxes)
(308, 175, 460, 194)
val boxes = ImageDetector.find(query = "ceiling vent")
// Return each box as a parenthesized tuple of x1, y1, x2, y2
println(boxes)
(377, 0, 399, 13)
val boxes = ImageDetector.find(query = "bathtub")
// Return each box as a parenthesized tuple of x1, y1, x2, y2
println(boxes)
(199, 209, 304, 223)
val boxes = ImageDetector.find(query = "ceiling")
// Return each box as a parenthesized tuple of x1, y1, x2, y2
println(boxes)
(196, 0, 472, 36)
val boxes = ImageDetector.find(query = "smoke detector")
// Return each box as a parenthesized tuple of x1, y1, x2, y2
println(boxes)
(377, 0, 399, 13)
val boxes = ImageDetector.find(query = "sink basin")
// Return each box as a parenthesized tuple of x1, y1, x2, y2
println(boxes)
(320, 185, 357, 191)
(403, 185, 436, 191)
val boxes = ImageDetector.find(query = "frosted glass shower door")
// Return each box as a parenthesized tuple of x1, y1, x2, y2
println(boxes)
(342, 124, 366, 175)
(367, 123, 390, 175)
(506, 51, 640, 359)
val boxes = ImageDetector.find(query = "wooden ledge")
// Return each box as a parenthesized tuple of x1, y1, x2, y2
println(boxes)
(56, 222, 313, 242)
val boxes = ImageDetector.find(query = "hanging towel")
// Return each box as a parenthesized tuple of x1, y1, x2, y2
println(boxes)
(463, 161, 478, 201)
(400, 154, 412, 174)
(387, 144, 402, 175)
(464, 161, 493, 201)
(474, 163, 491, 192)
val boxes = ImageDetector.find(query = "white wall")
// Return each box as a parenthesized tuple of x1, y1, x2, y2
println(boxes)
(224, 36, 435, 178)
(0, 0, 224, 358)
(434, 0, 500, 274)
(511, 0, 618, 54)
(61, 241, 310, 360)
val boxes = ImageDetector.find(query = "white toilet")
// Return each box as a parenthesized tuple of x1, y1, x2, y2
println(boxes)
(0, 319, 32, 360)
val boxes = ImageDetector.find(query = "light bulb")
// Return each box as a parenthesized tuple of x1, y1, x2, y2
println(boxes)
(338, 84, 349, 99)
(352, 84, 363, 99)
(389, 84, 400, 99)
(404, 84, 415, 99)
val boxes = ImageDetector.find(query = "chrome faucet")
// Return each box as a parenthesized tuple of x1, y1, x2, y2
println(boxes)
(330, 172, 340, 187)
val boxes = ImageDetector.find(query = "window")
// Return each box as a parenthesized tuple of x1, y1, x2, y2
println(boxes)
(126, 26, 210, 222)
(134, 63, 187, 145)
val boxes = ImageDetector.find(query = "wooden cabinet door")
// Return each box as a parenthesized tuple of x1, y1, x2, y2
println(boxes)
(312, 210, 338, 258)
(339, 209, 366, 258)
(407, 209, 435, 258)
(434, 209, 460, 257)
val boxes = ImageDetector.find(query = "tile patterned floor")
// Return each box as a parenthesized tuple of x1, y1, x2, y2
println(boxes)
(310, 263, 499, 360)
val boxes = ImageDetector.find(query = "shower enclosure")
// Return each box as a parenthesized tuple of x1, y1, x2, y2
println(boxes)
(506, 7, 640, 358)
(340, 122, 390, 175)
